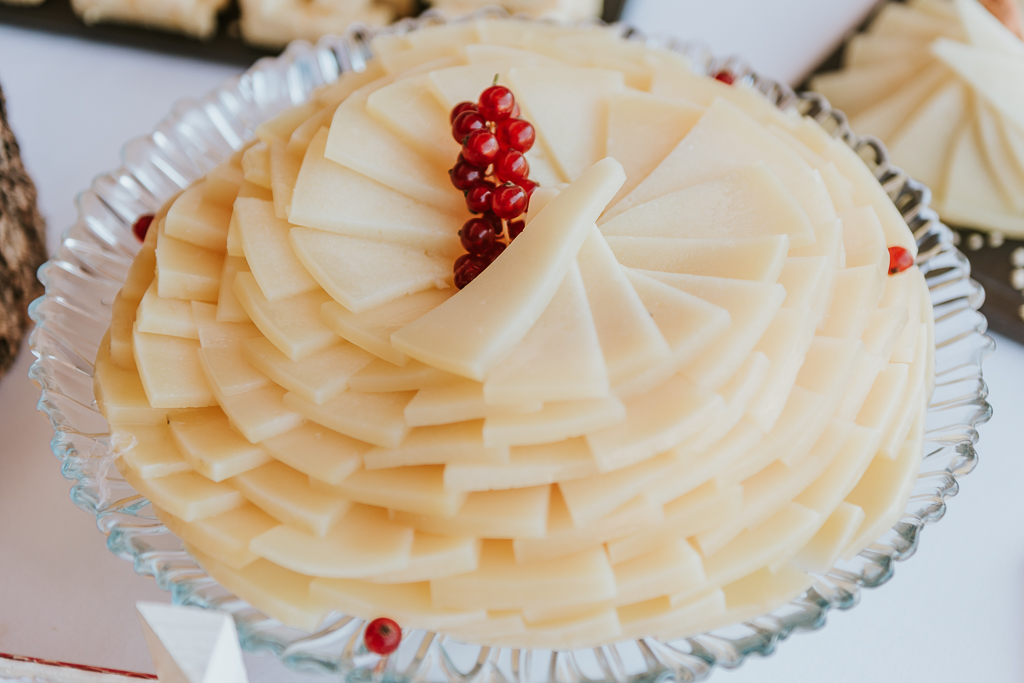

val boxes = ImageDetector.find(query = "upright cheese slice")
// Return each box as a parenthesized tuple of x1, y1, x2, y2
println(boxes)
(391, 158, 626, 380)
(233, 197, 319, 301)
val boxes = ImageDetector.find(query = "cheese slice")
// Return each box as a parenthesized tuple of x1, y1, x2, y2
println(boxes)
(932, 38, 1024, 132)
(310, 579, 485, 631)
(444, 438, 598, 492)
(133, 327, 215, 409)
(204, 378, 305, 444)
(234, 197, 319, 301)
(607, 235, 790, 282)
(215, 256, 251, 323)
(260, 423, 368, 486)
(119, 461, 243, 523)
(404, 379, 541, 427)
(392, 485, 551, 539)
(369, 532, 480, 584)
(164, 181, 232, 252)
(365, 74, 462, 168)
(284, 389, 413, 448)
(612, 539, 705, 606)
(391, 158, 626, 380)
(250, 504, 414, 578)
(600, 163, 815, 249)
(328, 465, 467, 517)
(347, 358, 455, 393)
(289, 128, 463, 254)
(233, 273, 337, 361)
(364, 420, 509, 469)
(289, 228, 451, 314)
(483, 397, 625, 448)
(155, 231, 223, 303)
(113, 423, 192, 479)
(232, 460, 350, 537)
(94, 336, 167, 425)
(168, 408, 271, 482)
(241, 336, 373, 405)
(154, 503, 275, 570)
(269, 141, 302, 220)
(197, 347, 269, 398)
(560, 451, 677, 528)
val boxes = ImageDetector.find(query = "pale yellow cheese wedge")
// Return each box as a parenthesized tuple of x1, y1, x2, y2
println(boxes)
(112, 423, 192, 479)
(133, 326, 215, 409)
(840, 206, 889, 274)
(443, 438, 598, 492)
(809, 61, 930, 119)
(119, 459, 244, 522)
(289, 227, 451, 314)
(607, 235, 790, 282)
(347, 358, 454, 393)
(932, 37, 1024, 132)
(368, 532, 480, 584)
(269, 142, 302, 220)
(191, 301, 260, 349)
(250, 504, 414, 578)
(234, 197, 319, 301)
(204, 153, 244, 208)
(206, 380, 305, 444)
(600, 163, 815, 249)
(188, 549, 329, 632)
(283, 389, 413, 448)
(311, 579, 485, 631)
(847, 64, 950, 143)
(234, 273, 337, 361)
(551, 32, 654, 89)
(954, 0, 1024, 58)
(483, 397, 625, 448)
(231, 460, 349, 537)
(366, 74, 462, 168)
(514, 492, 663, 564)
(745, 308, 817, 432)
(607, 482, 743, 565)
(872, 3, 965, 40)
(878, 326, 929, 458)
(844, 33, 931, 68)
(719, 563, 814, 621)
(887, 81, 968, 199)
(975, 100, 1024, 212)
(576, 227, 672, 386)
(325, 89, 463, 214)
(364, 420, 509, 470)
(795, 424, 882, 519)
(242, 336, 373, 405)
(260, 423, 367, 485)
(507, 66, 625, 181)
(242, 141, 272, 189)
(155, 231, 223, 303)
(431, 541, 616, 611)
(94, 335, 167, 425)
(392, 485, 550, 539)
(559, 452, 676, 528)
(136, 281, 198, 339)
(605, 91, 705, 205)
(215, 256, 251, 323)
(197, 347, 269, 398)
(154, 503, 276, 570)
(587, 374, 723, 472)
(164, 181, 232, 252)
(320, 289, 453, 366)
(391, 158, 626, 381)
(169, 408, 271, 482)
(255, 101, 321, 145)
(472, 608, 622, 650)
(941, 125, 1024, 236)
(289, 128, 463, 253)
(612, 539, 705, 606)
(821, 266, 885, 340)
(483, 263, 610, 405)
(326, 465, 466, 517)
(618, 590, 726, 641)
(792, 501, 865, 573)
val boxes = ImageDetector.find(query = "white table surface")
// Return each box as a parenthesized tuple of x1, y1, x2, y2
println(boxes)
(1, 2, 1022, 680)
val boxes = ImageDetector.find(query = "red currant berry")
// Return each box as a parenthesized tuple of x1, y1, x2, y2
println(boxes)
(364, 618, 402, 655)
(450, 101, 477, 124)
(449, 157, 486, 191)
(888, 246, 914, 274)
(495, 118, 535, 153)
(452, 110, 487, 143)
(508, 219, 525, 241)
(494, 149, 530, 183)
(519, 178, 538, 198)
(481, 211, 503, 237)
(493, 182, 528, 219)
(486, 240, 507, 263)
(478, 85, 516, 122)
(132, 214, 154, 242)
(455, 260, 485, 289)
(462, 130, 500, 167)
(465, 181, 495, 214)
(454, 252, 488, 273)
(714, 70, 735, 85)
(460, 217, 498, 255)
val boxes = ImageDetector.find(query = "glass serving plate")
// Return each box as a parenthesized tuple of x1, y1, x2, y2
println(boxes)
(28, 11, 994, 681)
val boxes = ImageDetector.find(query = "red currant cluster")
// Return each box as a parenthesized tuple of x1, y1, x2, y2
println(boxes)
(448, 82, 539, 289)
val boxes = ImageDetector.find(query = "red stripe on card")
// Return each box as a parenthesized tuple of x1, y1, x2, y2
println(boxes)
(0, 652, 157, 679)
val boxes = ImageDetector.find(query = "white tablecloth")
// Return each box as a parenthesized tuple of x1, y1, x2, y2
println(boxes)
(1, 2, 1023, 680)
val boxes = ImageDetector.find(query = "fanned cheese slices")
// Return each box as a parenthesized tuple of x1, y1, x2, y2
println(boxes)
(95, 18, 934, 651)
(810, 0, 1024, 236)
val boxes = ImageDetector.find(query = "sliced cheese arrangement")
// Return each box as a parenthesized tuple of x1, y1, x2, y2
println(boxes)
(95, 18, 935, 651)
(811, 0, 1024, 236)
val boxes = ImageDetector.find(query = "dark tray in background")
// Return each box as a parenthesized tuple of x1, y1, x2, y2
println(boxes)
(0, 0, 628, 66)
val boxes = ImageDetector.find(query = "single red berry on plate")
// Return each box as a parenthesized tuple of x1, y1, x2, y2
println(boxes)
(478, 85, 516, 122)
(714, 70, 735, 85)
(450, 101, 477, 124)
(132, 214, 154, 242)
(493, 182, 528, 219)
(518, 178, 538, 198)
(364, 618, 402, 655)
(508, 219, 525, 241)
(449, 156, 486, 191)
(486, 240, 507, 262)
(888, 246, 914, 274)
(452, 110, 487, 143)
(465, 181, 495, 214)
(495, 118, 535, 153)
(462, 129, 500, 166)
(494, 149, 530, 183)
(455, 260, 485, 289)
(460, 217, 498, 255)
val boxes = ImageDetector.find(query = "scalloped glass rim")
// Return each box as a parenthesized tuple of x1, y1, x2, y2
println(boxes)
(28, 11, 994, 681)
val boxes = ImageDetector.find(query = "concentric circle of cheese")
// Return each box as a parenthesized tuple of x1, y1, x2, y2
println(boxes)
(95, 17, 935, 650)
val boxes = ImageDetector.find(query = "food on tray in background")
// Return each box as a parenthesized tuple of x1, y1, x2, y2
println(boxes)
(94, 18, 935, 649)
(0, 82, 47, 381)
(427, 0, 601, 22)
(811, 0, 1024, 237)
(70, 0, 232, 40)
(237, 0, 399, 48)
